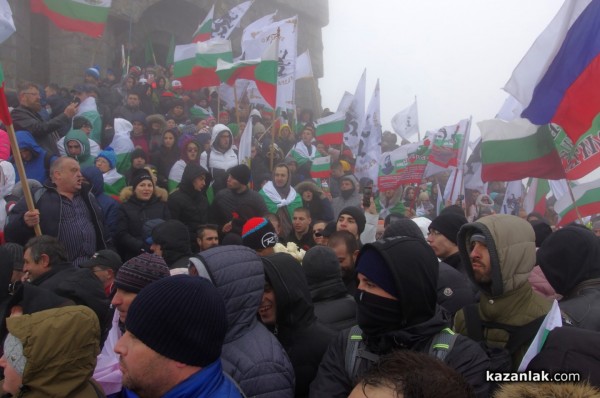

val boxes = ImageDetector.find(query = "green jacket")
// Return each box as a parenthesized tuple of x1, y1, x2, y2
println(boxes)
(7, 306, 103, 397)
(453, 214, 551, 368)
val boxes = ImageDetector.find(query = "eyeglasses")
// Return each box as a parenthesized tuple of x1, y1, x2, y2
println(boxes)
(427, 230, 442, 237)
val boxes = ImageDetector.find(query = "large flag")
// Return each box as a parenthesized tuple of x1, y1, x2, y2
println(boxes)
(295, 50, 313, 80)
(242, 16, 298, 112)
(518, 300, 563, 372)
(173, 39, 232, 90)
(478, 118, 565, 181)
(463, 139, 484, 193)
(523, 178, 550, 215)
(192, 5, 214, 43)
(343, 70, 366, 155)
(500, 180, 524, 216)
(0, 0, 15, 45)
(315, 112, 345, 146)
(212, 0, 253, 40)
(0, 63, 12, 126)
(30, 0, 111, 38)
(391, 101, 419, 142)
(241, 11, 277, 44)
(215, 39, 277, 108)
(238, 116, 253, 167)
(355, 80, 382, 189)
(423, 119, 469, 179)
(378, 141, 428, 189)
(337, 91, 353, 113)
(555, 178, 600, 226)
(311, 156, 331, 179)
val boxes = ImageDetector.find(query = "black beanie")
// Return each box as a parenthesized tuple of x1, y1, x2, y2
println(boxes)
(429, 212, 467, 245)
(383, 219, 425, 240)
(228, 164, 251, 186)
(242, 217, 278, 250)
(125, 275, 228, 367)
(339, 206, 366, 235)
(530, 219, 553, 248)
(130, 168, 153, 190)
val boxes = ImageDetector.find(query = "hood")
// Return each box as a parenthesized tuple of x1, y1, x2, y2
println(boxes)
(262, 253, 316, 329)
(179, 136, 201, 164)
(179, 162, 210, 196)
(8, 306, 100, 396)
(151, 220, 192, 266)
(15, 131, 44, 157)
(111, 118, 135, 154)
(295, 180, 324, 197)
(457, 214, 536, 298)
(537, 225, 600, 297)
(194, 246, 264, 343)
(146, 114, 167, 133)
(358, 237, 439, 328)
(63, 129, 91, 162)
(113, 118, 133, 138)
(340, 174, 358, 191)
(303, 246, 348, 300)
(494, 382, 600, 398)
(0, 129, 10, 160)
(211, 124, 232, 152)
(80, 166, 105, 196)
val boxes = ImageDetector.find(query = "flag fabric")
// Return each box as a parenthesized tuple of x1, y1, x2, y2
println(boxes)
(391, 101, 419, 142)
(212, 0, 253, 40)
(496, 95, 524, 121)
(238, 115, 253, 167)
(30, 0, 111, 38)
(378, 141, 428, 190)
(0, 63, 12, 126)
(500, 180, 524, 216)
(295, 50, 313, 80)
(355, 80, 382, 190)
(463, 138, 484, 193)
(518, 300, 563, 372)
(478, 118, 565, 181)
(444, 168, 464, 206)
(555, 178, 600, 226)
(173, 39, 232, 90)
(0, 0, 15, 45)
(166, 34, 175, 67)
(343, 70, 366, 156)
(315, 112, 345, 146)
(144, 38, 156, 66)
(241, 11, 277, 44)
(311, 156, 331, 179)
(523, 178, 550, 215)
(550, 179, 569, 202)
(243, 16, 298, 112)
(436, 183, 444, 215)
(193, 5, 213, 43)
(423, 119, 469, 179)
(337, 91, 353, 113)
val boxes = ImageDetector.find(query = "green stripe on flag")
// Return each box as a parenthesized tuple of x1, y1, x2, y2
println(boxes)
(41, 0, 110, 23)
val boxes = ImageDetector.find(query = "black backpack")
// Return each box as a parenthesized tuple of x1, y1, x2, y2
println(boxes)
(344, 325, 459, 381)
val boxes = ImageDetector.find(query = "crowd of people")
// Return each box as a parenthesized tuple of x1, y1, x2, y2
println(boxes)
(0, 65, 597, 397)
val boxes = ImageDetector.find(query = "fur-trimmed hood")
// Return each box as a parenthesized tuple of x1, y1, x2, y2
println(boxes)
(494, 382, 600, 398)
(119, 185, 168, 203)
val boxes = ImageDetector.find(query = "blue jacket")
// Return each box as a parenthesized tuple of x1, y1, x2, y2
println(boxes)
(12, 130, 56, 183)
(164, 360, 241, 398)
(81, 166, 121, 241)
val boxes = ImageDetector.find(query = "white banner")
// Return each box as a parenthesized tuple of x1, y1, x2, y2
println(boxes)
(0, 0, 15, 45)
(391, 101, 419, 141)
(212, 0, 254, 40)
(343, 69, 366, 156)
(295, 50, 313, 80)
(354, 80, 382, 190)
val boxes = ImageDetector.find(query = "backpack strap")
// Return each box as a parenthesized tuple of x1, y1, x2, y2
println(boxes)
(345, 325, 379, 380)
(429, 327, 459, 362)
(463, 303, 484, 342)
(503, 316, 545, 355)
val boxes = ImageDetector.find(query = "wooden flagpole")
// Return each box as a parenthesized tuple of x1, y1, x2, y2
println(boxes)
(269, 28, 281, 171)
(567, 183, 585, 224)
(233, 83, 240, 127)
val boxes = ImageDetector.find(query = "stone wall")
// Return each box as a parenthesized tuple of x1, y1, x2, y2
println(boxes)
(0, 0, 328, 112)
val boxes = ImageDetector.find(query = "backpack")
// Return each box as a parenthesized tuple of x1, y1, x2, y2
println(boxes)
(463, 304, 544, 373)
(344, 325, 458, 381)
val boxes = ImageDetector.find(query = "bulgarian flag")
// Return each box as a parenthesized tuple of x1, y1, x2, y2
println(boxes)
(555, 178, 600, 226)
(192, 5, 213, 43)
(315, 112, 345, 146)
(30, 0, 111, 38)
(174, 39, 232, 90)
(518, 300, 562, 371)
(523, 178, 550, 215)
(215, 39, 277, 108)
(0, 63, 12, 126)
(311, 156, 330, 179)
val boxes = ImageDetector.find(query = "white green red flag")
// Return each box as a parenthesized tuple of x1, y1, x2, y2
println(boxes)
(523, 178, 550, 215)
(518, 300, 562, 371)
(355, 80, 382, 190)
(315, 112, 345, 146)
(378, 141, 428, 190)
(192, 5, 213, 43)
(238, 115, 253, 167)
(0, 63, 12, 126)
(212, 0, 253, 40)
(0, 0, 15, 45)
(311, 156, 330, 179)
(30, 0, 111, 38)
(423, 119, 469, 179)
(500, 180, 524, 216)
(173, 39, 232, 90)
(391, 101, 419, 142)
(242, 11, 277, 44)
(555, 178, 600, 226)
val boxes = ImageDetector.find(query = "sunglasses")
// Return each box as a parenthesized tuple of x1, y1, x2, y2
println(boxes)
(313, 231, 323, 238)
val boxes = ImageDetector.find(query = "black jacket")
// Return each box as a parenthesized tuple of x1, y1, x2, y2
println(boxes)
(209, 187, 268, 227)
(263, 253, 336, 398)
(11, 104, 70, 155)
(437, 261, 477, 316)
(151, 219, 192, 269)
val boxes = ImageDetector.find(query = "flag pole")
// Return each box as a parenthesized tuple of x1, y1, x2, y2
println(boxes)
(269, 27, 281, 171)
(233, 83, 240, 127)
(217, 87, 221, 124)
(415, 95, 420, 142)
(567, 183, 585, 224)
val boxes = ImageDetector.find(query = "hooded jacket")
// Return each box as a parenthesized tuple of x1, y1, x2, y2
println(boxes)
(81, 166, 121, 241)
(453, 215, 551, 366)
(309, 237, 489, 398)
(295, 181, 334, 222)
(331, 174, 361, 219)
(193, 246, 295, 398)
(263, 253, 336, 398)
(151, 219, 192, 269)
(7, 306, 101, 397)
(108, 118, 135, 174)
(63, 129, 95, 168)
(12, 131, 55, 184)
(537, 226, 600, 331)
(200, 124, 238, 193)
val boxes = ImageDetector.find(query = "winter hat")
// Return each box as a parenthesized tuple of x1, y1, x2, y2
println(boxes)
(96, 147, 117, 169)
(114, 253, 170, 294)
(356, 247, 398, 298)
(4, 333, 26, 375)
(339, 206, 366, 235)
(530, 219, 553, 248)
(228, 164, 251, 186)
(81, 250, 123, 274)
(250, 109, 261, 118)
(125, 275, 228, 366)
(383, 218, 425, 240)
(0, 243, 24, 271)
(322, 221, 337, 238)
(429, 212, 468, 245)
(242, 217, 278, 250)
(303, 246, 342, 289)
(85, 66, 100, 80)
(130, 168, 153, 190)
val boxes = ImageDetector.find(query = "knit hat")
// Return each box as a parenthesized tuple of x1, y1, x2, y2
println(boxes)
(228, 164, 251, 186)
(130, 168, 153, 190)
(96, 147, 117, 169)
(85, 66, 100, 79)
(383, 218, 424, 240)
(114, 253, 170, 294)
(356, 247, 398, 298)
(338, 206, 366, 235)
(125, 275, 228, 366)
(429, 212, 468, 245)
(4, 333, 26, 376)
(81, 250, 123, 273)
(242, 217, 278, 250)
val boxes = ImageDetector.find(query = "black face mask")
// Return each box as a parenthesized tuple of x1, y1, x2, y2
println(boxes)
(355, 290, 405, 337)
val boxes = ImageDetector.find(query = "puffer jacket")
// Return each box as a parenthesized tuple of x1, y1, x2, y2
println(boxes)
(537, 226, 600, 331)
(7, 306, 103, 397)
(12, 130, 55, 183)
(194, 246, 295, 398)
(200, 124, 238, 193)
(454, 214, 551, 367)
